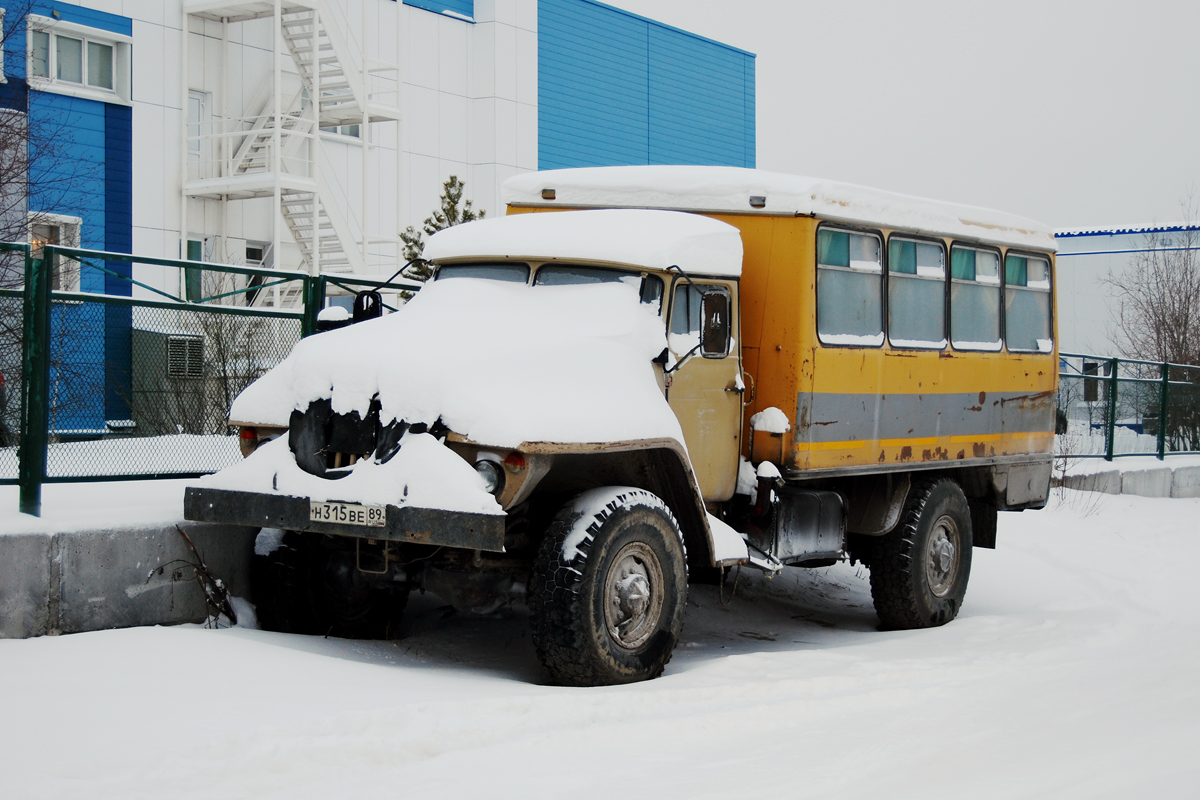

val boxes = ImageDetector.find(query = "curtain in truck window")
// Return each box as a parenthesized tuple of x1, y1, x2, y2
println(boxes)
(817, 228, 883, 346)
(888, 238, 946, 348)
(1004, 254, 1053, 352)
(949, 246, 1001, 351)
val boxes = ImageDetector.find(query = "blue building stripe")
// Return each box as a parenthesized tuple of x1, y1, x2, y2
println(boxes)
(31, 3, 132, 36)
(538, 0, 756, 171)
(402, 0, 474, 21)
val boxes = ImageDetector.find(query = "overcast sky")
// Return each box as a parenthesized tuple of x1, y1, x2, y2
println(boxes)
(602, 0, 1200, 229)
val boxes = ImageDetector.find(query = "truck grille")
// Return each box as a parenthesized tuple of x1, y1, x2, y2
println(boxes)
(288, 398, 444, 478)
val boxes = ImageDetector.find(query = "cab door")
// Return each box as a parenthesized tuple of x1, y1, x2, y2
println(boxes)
(665, 279, 743, 502)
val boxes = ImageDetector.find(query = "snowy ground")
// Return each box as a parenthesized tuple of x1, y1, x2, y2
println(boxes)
(2, 489, 1199, 798)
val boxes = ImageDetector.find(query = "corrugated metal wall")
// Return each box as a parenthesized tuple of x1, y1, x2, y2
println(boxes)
(538, 0, 755, 170)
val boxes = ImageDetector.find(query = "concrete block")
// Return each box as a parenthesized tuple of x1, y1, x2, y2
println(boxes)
(55, 523, 256, 635)
(1, 524, 256, 639)
(1171, 466, 1200, 499)
(0, 534, 52, 638)
(1120, 468, 1173, 498)
(1062, 471, 1122, 495)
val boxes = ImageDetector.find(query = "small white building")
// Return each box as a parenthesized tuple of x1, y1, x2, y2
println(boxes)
(1054, 223, 1198, 356)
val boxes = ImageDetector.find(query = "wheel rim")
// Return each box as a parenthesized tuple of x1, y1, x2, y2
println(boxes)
(603, 541, 665, 650)
(925, 515, 961, 598)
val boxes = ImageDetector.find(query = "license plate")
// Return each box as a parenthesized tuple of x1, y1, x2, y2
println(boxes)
(309, 501, 386, 527)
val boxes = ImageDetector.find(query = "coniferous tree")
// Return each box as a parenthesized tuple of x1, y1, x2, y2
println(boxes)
(400, 176, 484, 282)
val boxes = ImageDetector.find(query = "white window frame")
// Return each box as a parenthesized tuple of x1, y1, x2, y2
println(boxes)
(26, 15, 132, 106)
(0, 10, 7, 84)
(29, 212, 83, 293)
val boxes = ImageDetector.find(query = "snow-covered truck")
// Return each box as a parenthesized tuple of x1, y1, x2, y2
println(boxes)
(185, 166, 1058, 685)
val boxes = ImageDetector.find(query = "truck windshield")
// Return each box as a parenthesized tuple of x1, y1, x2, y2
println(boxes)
(534, 265, 663, 309)
(435, 262, 530, 283)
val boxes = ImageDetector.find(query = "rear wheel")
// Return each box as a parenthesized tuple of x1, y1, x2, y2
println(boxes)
(253, 531, 408, 638)
(529, 487, 688, 686)
(869, 478, 972, 630)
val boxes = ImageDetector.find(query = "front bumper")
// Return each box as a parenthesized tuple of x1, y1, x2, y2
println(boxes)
(184, 487, 506, 552)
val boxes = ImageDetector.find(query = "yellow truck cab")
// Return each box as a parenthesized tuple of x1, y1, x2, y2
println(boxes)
(186, 166, 1057, 686)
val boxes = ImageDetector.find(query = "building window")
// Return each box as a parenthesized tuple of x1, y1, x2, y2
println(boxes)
(30, 216, 82, 292)
(27, 16, 131, 104)
(166, 336, 205, 379)
(0, 10, 7, 84)
(185, 239, 205, 303)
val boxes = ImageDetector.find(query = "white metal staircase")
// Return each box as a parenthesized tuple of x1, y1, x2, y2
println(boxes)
(280, 190, 354, 274)
(279, 7, 369, 128)
(182, 0, 403, 308)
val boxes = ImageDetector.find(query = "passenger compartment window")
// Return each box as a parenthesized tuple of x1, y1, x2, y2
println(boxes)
(1004, 254, 1053, 353)
(888, 238, 946, 348)
(949, 246, 1001, 351)
(817, 228, 883, 346)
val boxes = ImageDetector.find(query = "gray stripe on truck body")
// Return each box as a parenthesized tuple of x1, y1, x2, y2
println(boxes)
(795, 390, 1055, 443)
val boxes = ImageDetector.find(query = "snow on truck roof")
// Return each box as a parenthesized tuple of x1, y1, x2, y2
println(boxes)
(423, 208, 745, 277)
(503, 166, 1057, 253)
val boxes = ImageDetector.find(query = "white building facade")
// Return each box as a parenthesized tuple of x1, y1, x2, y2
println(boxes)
(7, 0, 755, 307)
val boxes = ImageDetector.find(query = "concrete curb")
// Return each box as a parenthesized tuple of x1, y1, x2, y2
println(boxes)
(1173, 466, 1200, 498)
(0, 523, 256, 639)
(1058, 464, 1200, 499)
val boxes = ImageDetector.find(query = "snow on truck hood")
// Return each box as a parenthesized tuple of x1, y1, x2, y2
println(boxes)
(228, 277, 686, 450)
(423, 208, 744, 277)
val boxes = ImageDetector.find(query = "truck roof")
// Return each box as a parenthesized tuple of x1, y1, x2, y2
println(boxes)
(424, 208, 745, 277)
(503, 166, 1056, 253)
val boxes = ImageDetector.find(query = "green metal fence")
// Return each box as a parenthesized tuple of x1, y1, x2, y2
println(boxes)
(1058, 352, 1200, 461)
(1, 242, 418, 515)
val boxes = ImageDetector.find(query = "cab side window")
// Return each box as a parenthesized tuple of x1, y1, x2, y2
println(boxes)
(888, 238, 946, 348)
(1005, 254, 1053, 352)
(670, 283, 732, 358)
(949, 246, 1002, 351)
(817, 228, 883, 346)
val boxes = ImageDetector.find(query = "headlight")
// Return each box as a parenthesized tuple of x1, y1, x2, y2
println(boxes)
(474, 459, 505, 496)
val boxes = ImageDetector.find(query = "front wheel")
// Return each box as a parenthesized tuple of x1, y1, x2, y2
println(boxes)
(869, 477, 973, 629)
(529, 487, 688, 686)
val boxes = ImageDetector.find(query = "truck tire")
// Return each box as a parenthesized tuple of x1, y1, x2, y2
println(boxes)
(253, 531, 407, 639)
(869, 477, 972, 630)
(307, 536, 408, 639)
(529, 487, 688, 686)
(252, 530, 316, 634)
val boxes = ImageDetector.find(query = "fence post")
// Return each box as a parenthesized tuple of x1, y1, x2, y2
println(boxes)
(1157, 361, 1169, 460)
(18, 249, 51, 516)
(301, 274, 326, 337)
(1104, 357, 1119, 462)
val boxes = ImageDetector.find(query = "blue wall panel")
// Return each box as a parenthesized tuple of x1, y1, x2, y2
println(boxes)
(539, 0, 755, 170)
(20, 4, 135, 430)
(403, 0, 474, 21)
